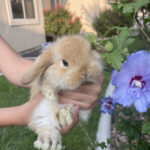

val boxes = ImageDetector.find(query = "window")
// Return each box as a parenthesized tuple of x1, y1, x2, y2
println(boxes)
(42, 0, 67, 10)
(5, 0, 39, 26)
(50, 0, 66, 9)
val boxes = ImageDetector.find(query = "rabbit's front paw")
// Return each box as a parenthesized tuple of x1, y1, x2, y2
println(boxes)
(34, 140, 62, 150)
(58, 105, 74, 126)
(34, 126, 62, 150)
(34, 140, 49, 150)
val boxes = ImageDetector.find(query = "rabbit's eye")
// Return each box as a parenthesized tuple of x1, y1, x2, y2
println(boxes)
(62, 59, 69, 67)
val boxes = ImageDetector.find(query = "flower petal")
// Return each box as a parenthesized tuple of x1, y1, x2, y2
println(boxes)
(113, 85, 127, 99)
(142, 91, 150, 105)
(99, 96, 116, 115)
(143, 75, 150, 90)
(112, 50, 150, 112)
(134, 98, 148, 112)
(112, 69, 131, 87)
(126, 50, 150, 76)
(116, 94, 133, 107)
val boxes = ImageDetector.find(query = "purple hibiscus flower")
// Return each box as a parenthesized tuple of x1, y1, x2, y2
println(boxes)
(112, 50, 150, 112)
(99, 96, 116, 114)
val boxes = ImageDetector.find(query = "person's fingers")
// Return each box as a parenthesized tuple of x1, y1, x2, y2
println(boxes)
(59, 96, 95, 109)
(61, 105, 79, 134)
(60, 91, 97, 102)
(59, 74, 104, 109)
(75, 75, 104, 95)
(60, 74, 104, 97)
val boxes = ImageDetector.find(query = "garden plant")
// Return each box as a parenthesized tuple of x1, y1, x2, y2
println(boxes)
(44, 3, 82, 38)
(86, 0, 150, 149)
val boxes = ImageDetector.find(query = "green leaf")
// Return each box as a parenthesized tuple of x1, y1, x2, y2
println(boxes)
(111, 51, 123, 70)
(142, 120, 150, 135)
(85, 32, 98, 44)
(134, 0, 150, 13)
(122, 4, 134, 14)
(102, 27, 133, 70)
(122, 48, 129, 54)
(86, 27, 134, 71)
(111, 27, 131, 51)
(109, 3, 119, 11)
(97, 142, 107, 149)
(112, 0, 150, 15)
(104, 50, 124, 71)
(120, 27, 131, 38)
(107, 138, 112, 144)
(127, 38, 135, 46)
(105, 41, 113, 51)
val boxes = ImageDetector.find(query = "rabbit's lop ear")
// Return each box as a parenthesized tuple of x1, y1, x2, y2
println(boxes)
(21, 49, 53, 85)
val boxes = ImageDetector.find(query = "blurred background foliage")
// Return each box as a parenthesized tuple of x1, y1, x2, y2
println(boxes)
(93, 9, 133, 37)
(44, 3, 82, 38)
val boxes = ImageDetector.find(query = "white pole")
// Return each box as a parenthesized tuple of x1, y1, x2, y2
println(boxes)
(96, 81, 115, 150)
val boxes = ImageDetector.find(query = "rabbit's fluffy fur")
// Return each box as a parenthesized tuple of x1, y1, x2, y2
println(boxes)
(21, 35, 103, 150)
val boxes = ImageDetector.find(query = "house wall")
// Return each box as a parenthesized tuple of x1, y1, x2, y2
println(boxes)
(42, 0, 51, 10)
(66, 0, 111, 34)
(0, 0, 45, 53)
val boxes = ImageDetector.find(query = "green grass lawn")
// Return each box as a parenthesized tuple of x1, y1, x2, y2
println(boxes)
(0, 71, 110, 150)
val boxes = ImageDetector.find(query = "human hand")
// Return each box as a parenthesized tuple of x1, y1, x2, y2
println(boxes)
(59, 74, 104, 110)
(20, 74, 104, 134)
(19, 98, 79, 134)
(59, 74, 104, 134)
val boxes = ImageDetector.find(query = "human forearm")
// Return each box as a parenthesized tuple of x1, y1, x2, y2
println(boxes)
(0, 94, 43, 127)
(0, 106, 24, 127)
(0, 93, 79, 134)
(0, 36, 34, 87)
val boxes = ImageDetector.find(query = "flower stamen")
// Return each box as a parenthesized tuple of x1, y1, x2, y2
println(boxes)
(130, 75, 145, 89)
(135, 80, 142, 88)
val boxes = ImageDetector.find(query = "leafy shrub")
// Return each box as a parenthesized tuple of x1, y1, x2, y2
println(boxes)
(44, 4, 82, 37)
(119, 0, 135, 3)
(93, 10, 133, 37)
(113, 106, 150, 150)
(87, 0, 150, 149)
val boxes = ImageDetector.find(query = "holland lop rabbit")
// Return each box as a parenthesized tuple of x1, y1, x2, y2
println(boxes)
(21, 35, 103, 150)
